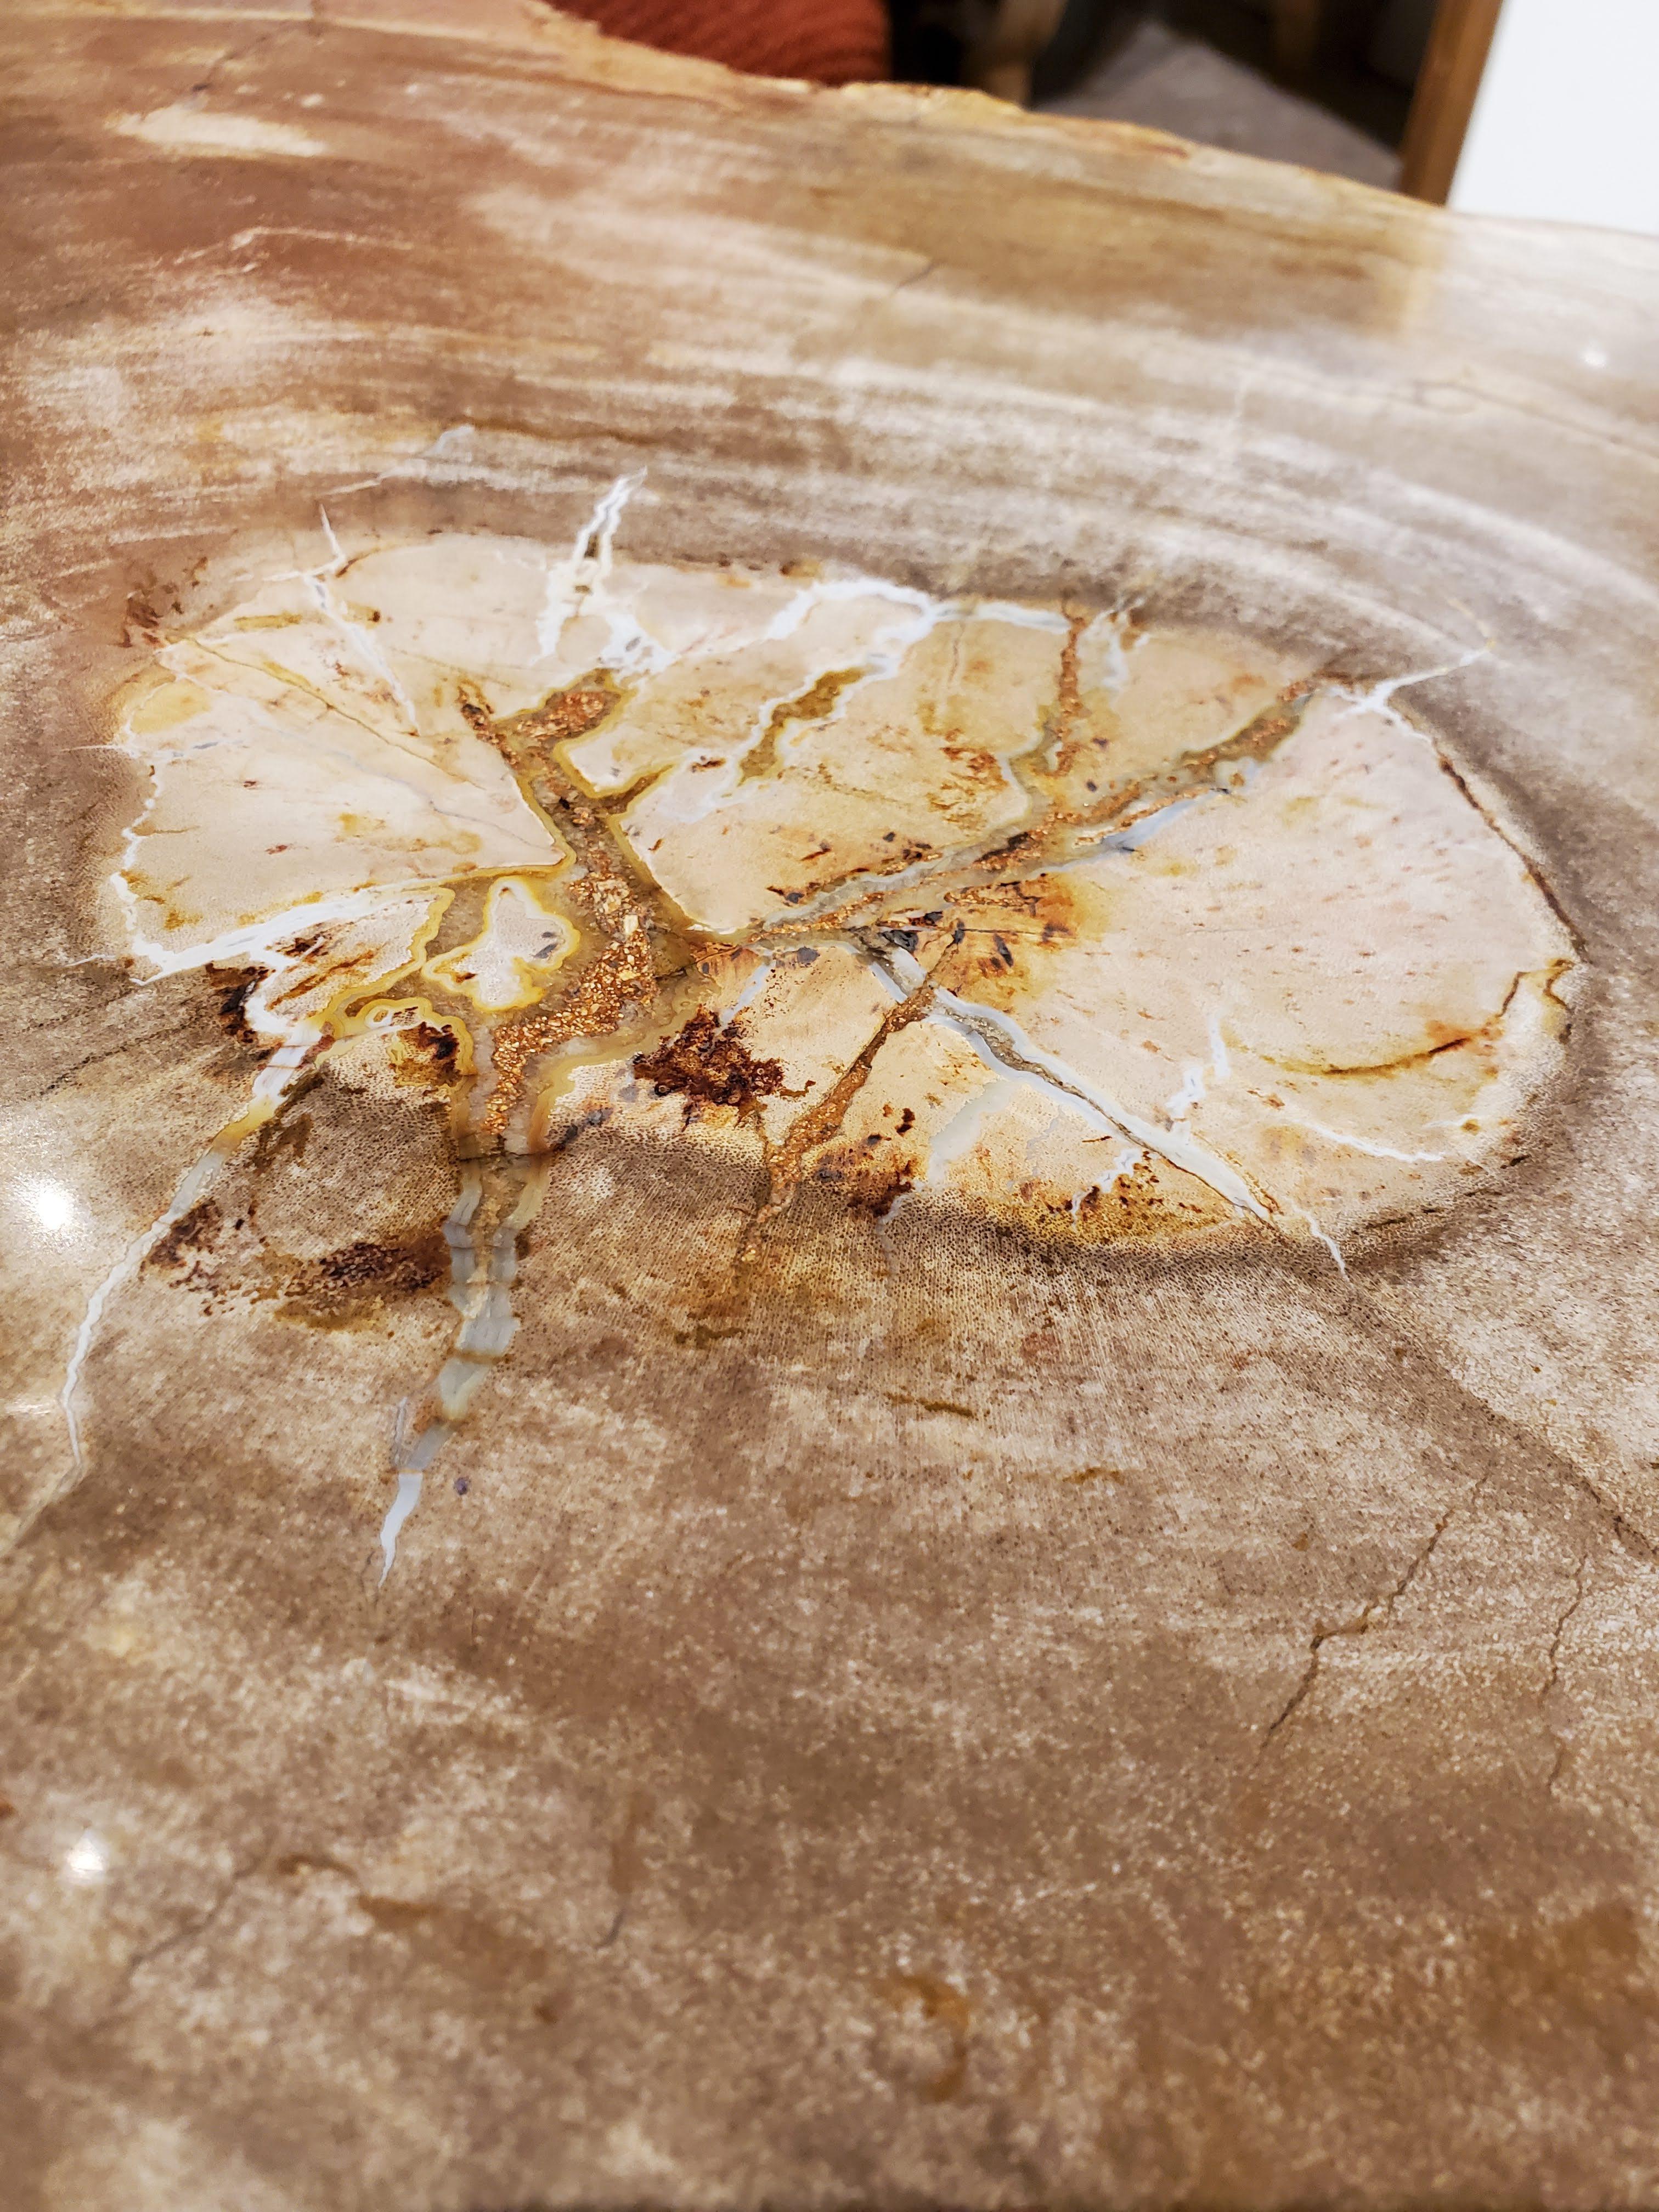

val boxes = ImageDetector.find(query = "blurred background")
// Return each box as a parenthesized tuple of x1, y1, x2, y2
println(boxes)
(906, 0, 1427, 189)
(556, 0, 1659, 235)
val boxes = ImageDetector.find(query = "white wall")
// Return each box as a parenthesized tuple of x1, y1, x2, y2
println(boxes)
(1449, 0, 1659, 236)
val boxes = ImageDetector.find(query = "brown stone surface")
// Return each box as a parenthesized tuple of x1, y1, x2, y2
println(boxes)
(3, 3, 1659, 2205)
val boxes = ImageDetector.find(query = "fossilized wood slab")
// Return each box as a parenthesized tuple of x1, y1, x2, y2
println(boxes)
(3, 3, 1659, 2205)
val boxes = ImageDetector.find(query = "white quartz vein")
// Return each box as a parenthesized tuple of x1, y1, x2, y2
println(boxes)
(867, 943, 1272, 1229)
(377, 1153, 553, 1584)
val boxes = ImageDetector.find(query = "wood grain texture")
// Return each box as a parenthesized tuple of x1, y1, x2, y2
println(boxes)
(2, 5, 1658, 2208)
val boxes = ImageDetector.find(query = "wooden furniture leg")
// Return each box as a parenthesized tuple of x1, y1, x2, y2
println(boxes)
(1400, 0, 1506, 202)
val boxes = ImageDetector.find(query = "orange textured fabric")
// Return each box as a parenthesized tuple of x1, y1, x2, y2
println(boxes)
(551, 0, 889, 84)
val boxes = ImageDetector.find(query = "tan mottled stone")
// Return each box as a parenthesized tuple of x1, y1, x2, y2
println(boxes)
(3, 3, 1659, 2207)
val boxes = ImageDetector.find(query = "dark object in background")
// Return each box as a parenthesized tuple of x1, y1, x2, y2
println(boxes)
(550, 0, 890, 83)
(1398, 0, 1503, 200)
(1146, 0, 1414, 146)
(890, 0, 1123, 98)
(1030, 0, 1128, 99)
(889, 0, 973, 82)
(1368, 0, 1437, 85)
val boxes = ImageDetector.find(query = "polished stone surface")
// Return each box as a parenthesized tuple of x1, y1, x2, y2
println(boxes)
(3, 3, 1659, 2205)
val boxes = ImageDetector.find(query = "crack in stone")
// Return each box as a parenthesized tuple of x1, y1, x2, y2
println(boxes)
(1541, 1550, 1591, 1705)
(25, 1010, 210, 1104)
(1249, 963, 1570, 1082)
(466, 684, 682, 1139)
(1348, 1282, 1659, 1576)
(747, 680, 1321, 946)
(1424, 739, 1585, 960)
(859, 937, 1278, 1238)
(1251, 1266, 1654, 1764)
(1261, 1475, 1487, 1748)
(1542, 1550, 1591, 1797)
(184, 20, 299, 103)
(93, 1837, 274, 2029)
(740, 973, 938, 1260)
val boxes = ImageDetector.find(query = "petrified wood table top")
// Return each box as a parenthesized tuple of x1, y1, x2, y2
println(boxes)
(4, 3, 1658, 2205)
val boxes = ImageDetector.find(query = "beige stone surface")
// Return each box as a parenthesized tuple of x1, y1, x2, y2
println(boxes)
(2, 3, 1658, 2205)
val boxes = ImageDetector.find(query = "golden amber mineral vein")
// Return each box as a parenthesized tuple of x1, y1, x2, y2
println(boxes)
(71, 476, 1574, 1577)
